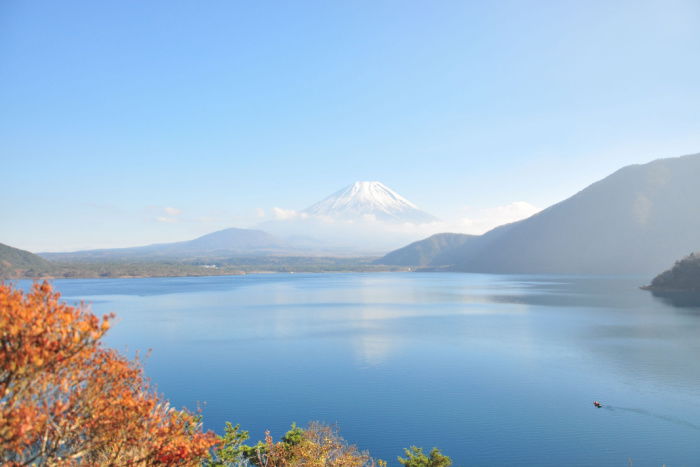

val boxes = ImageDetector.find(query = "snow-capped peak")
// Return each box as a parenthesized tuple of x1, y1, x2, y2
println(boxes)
(303, 181, 437, 223)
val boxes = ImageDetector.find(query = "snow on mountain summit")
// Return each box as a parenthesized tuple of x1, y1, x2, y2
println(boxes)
(303, 181, 438, 223)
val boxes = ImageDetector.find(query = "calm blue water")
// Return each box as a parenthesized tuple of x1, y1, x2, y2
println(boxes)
(17, 273, 700, 466)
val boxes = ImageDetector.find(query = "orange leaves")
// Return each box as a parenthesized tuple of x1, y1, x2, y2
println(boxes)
(253, 423, 376, 467)
(0, 282, 111, 385)
(0, 281, 218, 465)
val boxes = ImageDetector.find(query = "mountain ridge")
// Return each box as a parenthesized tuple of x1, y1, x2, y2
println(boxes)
(375, 233, 476, 267)
(378, 152, 700, 274)
(0, 243, 55, 277)
(39, 227, 298, 261)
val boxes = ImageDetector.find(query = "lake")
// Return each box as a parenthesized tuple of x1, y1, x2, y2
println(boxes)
(20, 273, 700, 466)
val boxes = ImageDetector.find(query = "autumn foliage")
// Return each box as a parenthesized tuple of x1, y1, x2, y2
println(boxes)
(262, 422, 378, 467)
(0, 282, 218, 465)
(208, 421, 384, 467)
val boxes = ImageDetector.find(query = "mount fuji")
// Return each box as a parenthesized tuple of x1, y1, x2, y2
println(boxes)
(303, 181, 438, 224)
(254, 181, 441, 253)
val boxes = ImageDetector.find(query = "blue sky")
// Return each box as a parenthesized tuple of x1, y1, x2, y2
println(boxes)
(2, 0, 699, 251)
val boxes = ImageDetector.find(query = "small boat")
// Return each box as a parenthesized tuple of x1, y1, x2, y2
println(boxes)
(593, 401, 602, 408)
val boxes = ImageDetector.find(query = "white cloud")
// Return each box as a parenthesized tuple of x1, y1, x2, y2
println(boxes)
(272, 207, 297, 220)
(272, 207, 309, 220)
(256, 208, 266, 218)
(264, 201, 539, 235)
(152, 206, 183, 223)
(255, 201, 541, 254)
(452, 201, 540, 234)
(164, 206, 182, 216)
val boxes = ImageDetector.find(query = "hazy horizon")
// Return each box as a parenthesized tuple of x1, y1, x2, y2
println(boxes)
(2, 1, 700, 251)
(29, 179, 541, 253)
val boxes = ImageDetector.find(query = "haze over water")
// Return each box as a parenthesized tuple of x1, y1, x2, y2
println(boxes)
(26, 273, 700, 466)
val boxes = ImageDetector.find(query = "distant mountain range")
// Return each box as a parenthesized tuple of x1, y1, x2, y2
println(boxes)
(40, 228, 298, 261)
(378, 153, 700, 275)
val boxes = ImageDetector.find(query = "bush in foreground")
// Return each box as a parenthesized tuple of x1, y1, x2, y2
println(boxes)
(207, 422, 453, 467)
(208, 421, 382, 467)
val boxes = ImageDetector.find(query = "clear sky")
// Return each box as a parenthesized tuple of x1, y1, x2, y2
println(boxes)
(2, 0, 699, 251)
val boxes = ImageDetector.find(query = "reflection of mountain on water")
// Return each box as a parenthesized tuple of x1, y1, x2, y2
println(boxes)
(649, 290, 700, 309)
(469, 275, 654, 310)
(353, 334, 393, 368)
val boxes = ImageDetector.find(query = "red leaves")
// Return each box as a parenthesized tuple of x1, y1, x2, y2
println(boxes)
(0, 282, 218, 465)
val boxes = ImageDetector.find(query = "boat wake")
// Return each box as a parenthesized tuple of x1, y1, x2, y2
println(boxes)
(603, 405, 700, 431)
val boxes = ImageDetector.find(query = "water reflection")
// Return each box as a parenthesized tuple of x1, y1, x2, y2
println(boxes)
(353, 334, 393, 367)
(649, 290, 700, 308)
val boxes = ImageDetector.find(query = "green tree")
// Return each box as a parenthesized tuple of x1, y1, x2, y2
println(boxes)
(207, 422, 380, 466)
(281, 422, 305, 446)
(206, 421, 265, 466)
(207, 422, 310, 467)
(398, 446, 452, 467)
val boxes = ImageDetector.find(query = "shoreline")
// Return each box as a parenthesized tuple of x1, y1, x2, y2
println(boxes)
(2, 266, 410, 281)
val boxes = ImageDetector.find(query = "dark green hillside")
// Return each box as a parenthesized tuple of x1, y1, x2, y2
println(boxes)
(644, 253, 700, 292)
(0, 242, 55, 278)
(375, 233, 476, 267)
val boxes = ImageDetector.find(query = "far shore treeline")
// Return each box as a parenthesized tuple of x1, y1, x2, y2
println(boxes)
(0, 242, 403, 279)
